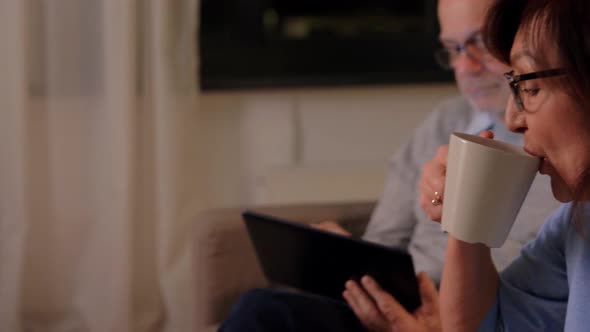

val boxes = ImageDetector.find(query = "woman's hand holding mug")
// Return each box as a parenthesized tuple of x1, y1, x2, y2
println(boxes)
(419, 130, 494, 222)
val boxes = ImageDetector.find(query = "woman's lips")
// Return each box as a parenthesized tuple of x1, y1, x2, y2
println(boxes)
(523, 147, 548, 173)
(523, 147, 538, 157)
(539, 158, 552, 175)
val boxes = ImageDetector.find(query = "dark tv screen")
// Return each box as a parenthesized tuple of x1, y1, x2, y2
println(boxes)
(199, 0, 453, 90)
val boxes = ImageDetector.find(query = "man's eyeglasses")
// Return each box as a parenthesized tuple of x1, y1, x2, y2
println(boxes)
(504, 69, 566, 111)
(434, 32, 490, 70)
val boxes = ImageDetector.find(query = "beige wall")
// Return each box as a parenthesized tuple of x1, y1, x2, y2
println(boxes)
(200, 83, 459, 208)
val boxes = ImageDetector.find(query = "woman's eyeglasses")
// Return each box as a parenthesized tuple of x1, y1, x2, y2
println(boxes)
(504, 69, 566, 111)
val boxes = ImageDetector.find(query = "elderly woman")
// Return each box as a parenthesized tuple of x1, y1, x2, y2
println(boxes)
(419, 0, 590, 330)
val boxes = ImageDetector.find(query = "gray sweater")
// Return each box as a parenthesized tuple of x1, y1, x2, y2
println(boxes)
(362, 96, 559, 283)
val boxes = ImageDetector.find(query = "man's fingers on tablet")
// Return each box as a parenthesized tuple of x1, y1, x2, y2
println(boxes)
(344, 280, 386, 330)
(417, 272, 440, 313)
(344, 280, 361, 308)
(361, 275, 412, 324)
(343, 289, 359, 312)
(346, 280, 375, 313)
(312, 221, 351, 236)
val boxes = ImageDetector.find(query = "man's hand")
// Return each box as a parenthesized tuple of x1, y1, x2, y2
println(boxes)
(312, 221, 351, 236)
(343, 272, 441, 332)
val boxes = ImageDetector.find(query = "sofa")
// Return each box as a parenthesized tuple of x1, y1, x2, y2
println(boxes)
(193, 201, 376, 331)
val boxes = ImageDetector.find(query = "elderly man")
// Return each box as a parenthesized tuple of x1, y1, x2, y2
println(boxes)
(220, 0, 558, 331)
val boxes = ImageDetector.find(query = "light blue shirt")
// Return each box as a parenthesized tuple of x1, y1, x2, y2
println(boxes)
(479, 203, 590, 331)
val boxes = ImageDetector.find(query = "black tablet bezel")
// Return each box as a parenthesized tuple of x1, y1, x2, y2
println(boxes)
(242, 210, 422, 312)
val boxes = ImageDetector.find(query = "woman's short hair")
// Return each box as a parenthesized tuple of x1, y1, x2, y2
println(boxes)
(483, 0, 590, 109)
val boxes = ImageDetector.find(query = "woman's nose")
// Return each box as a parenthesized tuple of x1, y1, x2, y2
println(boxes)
(505, 97, 527, 133)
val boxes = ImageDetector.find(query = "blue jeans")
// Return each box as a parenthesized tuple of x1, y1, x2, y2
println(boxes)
(219, 288, 366, 332)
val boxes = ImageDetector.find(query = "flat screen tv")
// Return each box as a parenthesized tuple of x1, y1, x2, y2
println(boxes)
(199, 0, 453, 90)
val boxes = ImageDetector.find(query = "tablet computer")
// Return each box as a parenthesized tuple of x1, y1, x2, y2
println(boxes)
(242, 210, 421, 312)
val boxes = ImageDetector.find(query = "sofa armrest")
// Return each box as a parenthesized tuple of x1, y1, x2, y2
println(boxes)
(193, 200, 376, 330)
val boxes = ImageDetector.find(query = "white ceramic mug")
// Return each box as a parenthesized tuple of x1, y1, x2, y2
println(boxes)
(441, 132, 540, 248)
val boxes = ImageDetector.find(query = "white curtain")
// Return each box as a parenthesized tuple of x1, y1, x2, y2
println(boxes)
(0, 0, 203, 330)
